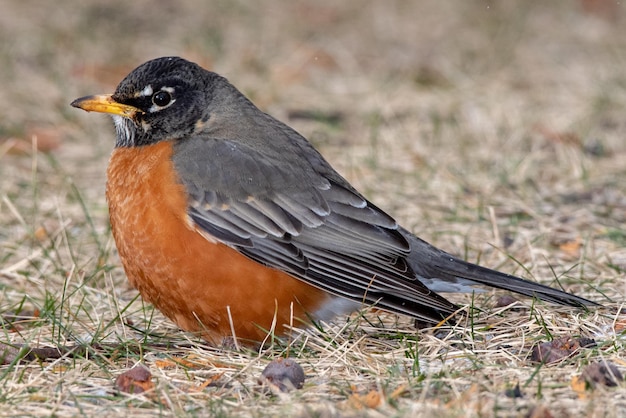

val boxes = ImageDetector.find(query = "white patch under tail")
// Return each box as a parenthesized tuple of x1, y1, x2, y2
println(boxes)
(311, 297, 360, 322)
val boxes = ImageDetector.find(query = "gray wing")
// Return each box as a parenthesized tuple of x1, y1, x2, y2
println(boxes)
(172, 134, 458, 324)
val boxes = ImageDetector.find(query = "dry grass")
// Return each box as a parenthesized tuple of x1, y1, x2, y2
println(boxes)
(1, 1, 626, 416)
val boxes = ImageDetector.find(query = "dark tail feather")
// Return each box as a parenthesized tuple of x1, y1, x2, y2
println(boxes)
(399, 227, 598, 307)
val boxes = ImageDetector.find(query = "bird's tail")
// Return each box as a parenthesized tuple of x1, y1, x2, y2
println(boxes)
(399, 227, 598, 307)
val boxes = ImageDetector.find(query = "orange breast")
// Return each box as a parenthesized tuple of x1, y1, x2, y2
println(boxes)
(106, 141, 332, 345)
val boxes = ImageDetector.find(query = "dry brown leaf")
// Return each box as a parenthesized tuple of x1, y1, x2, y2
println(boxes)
(33, 226, 48, 242)
(388, 384, 408, 400)
(530, 336, 596, 364)
(614, 321, 626, 333)
(189, 373, 225, 392)
(154, 359, 177, 369)
(347, 389, 384, 410)
(115, 364, 154, 394)
(571, 375, 588, 399)
(154, 357, 196, 369)
(558, 238, 583, 258)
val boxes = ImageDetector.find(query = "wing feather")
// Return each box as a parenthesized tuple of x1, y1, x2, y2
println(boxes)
(172, 135, 458, 323)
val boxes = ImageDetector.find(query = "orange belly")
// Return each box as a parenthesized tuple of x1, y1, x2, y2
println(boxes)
(106, 141, 332, 345)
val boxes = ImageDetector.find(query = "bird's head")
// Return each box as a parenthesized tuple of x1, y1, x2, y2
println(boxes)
(72, 57, 220, 147)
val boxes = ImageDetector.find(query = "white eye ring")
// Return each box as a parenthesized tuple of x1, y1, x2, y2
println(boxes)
(148, 87, 176, 113)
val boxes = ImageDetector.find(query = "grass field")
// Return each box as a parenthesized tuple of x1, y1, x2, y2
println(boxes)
(1, 1, 625, 416)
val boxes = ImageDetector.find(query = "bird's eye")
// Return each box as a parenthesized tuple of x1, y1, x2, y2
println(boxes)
(152, 91, 172, 107)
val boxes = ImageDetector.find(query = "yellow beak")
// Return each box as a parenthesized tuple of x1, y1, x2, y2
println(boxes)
(71, 94, 141, 118)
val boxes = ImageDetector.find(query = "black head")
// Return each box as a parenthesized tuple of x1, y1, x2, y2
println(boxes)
(72, 57, 229, 147)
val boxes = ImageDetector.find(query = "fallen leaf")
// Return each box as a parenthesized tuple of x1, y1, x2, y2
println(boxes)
(571, 375, 588, 399)
(530, 336, 596, 364)
(190, 373, 225, 392)
(115, 364, 154, 394)
(154, 357, 197, 369)
(612, 309, 626, 333)
(558, 238, 583, 258)
(154, 359, 177, 369)
(348, 389, 384, 410)
(34, 226, 48, 242)
(388, 384, 408, 400)
(614, 320, 626, 333)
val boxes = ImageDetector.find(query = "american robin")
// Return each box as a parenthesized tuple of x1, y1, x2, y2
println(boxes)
(71, 57, 596, 346)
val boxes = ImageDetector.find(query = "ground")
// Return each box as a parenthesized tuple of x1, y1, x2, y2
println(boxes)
(1, 1, 625, 417)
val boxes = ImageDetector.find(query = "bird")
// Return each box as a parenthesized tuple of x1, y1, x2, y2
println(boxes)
(71, 57, 597, 346)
